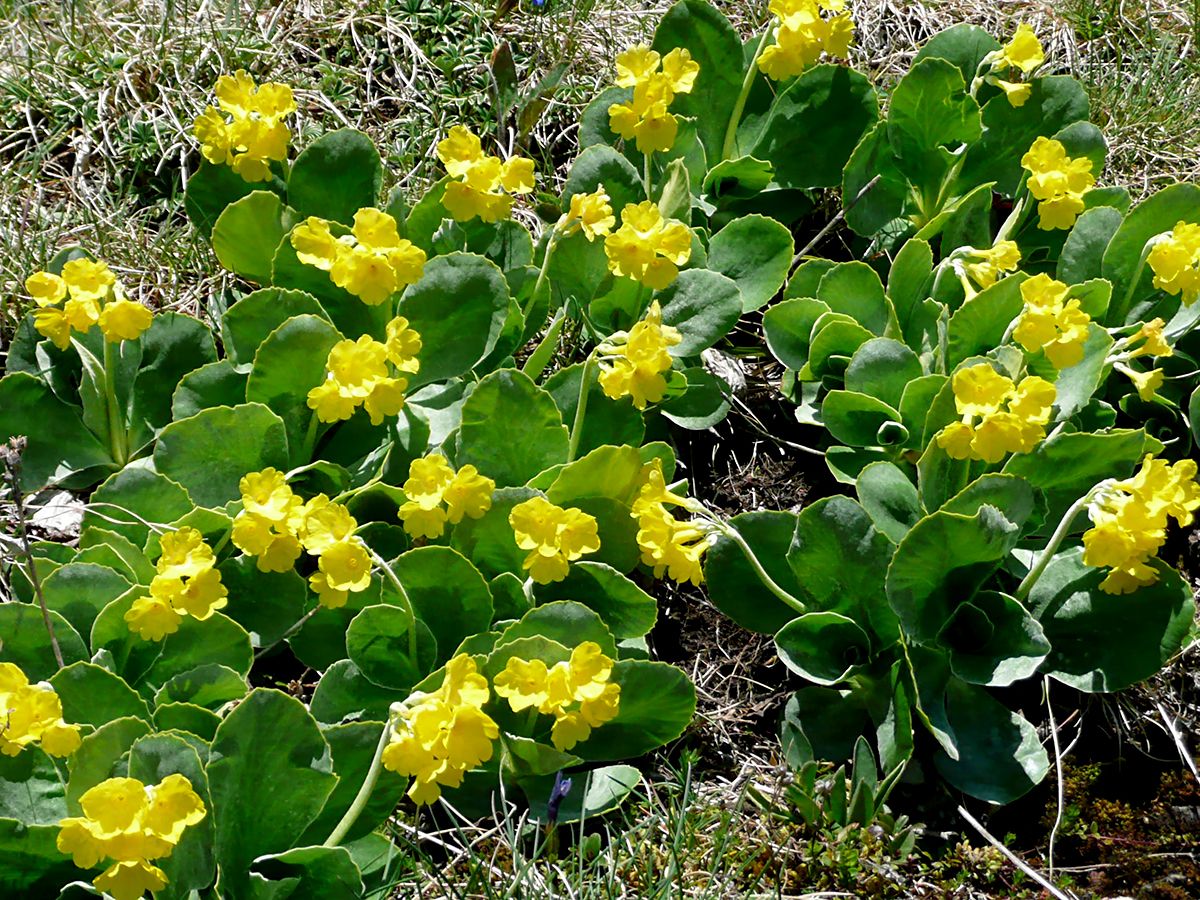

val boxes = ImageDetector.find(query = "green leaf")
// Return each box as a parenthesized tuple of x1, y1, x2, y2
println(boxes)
(154, 663, 248, 710)
(154, 403, 290, 507)
(310, 660, 405, 726)
(40, 562, 131, 640)
(841, 123, 909, 238)
(660, 367, 730, 430)
(287, 129, 382, 225)
(396, 253, 510, 387)
(762, 298, 830, 370)
(1031, 550, 1195, 692)
(49, 661, 150, 728)
(0, 818, 77, 893)
(523, 764, 641, 825)
(821, 390, 904, 448)
(248, 845, 364, 900)
(1041, 323, 1114, 420)
(561, 145, 644, 214)
(207, 690, 337, 896)
(1058, 207, 1124, 285)
(66, 716, 152, 810)
(77, 527, 152, 584)
(497, 601, 617, 658)
(217, 557, 310, 650)
(0, 748, 67, 825)
(301, 722, 407, 845)
(776, 612, 871, 686)
(153, 703, 220, 741)
(780, 687, 870, 768)
(816, 262, 891, 335)
(887, 58, 981, 189)
(960, 76, 1090, 195)
(1102, 183, 1200, 323)
(172, 360, 249, 420)
(345, 604, 432, 690)
(127, 733, 215, 896)
(845, 338, 923, 410)
(650, 0, 743, 160)
(184, 159, 279, 237)
(0, 605, 87, 680)
(450, 486, 538, 579)
(212, 190, 295, 283)
(705, 510, 804, 634)
(939, 591, 1049, 687)
(457, 369, 568, 486)
(750, 64, 878, 191)
(392, 546, 494, 666)
(80, 468, 193, 548)
(128, 313, 219, 447)
(656, 269, 743, 356)
(136, 613, 254, 695)
(885, 506, 1021, 642)
(787, 496, 898, 641)
(946, 272, 1026, 367)
(0, 372, 113, 490)
(702, 155, 774, 200)
(707, 214, 794, 312)
(543, 363, 645, 458)
(532, 561, 656, 638)
(932, 679, 1048, 803)
(246, 314, 343, 463)
(856, 462, 923, 543)
(913, 23, 1000, 84)
(221, 287, 331, 365)
(571, 660, 695, 762)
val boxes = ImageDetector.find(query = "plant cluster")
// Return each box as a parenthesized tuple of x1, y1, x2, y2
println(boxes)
(1, 1, 1199, 896)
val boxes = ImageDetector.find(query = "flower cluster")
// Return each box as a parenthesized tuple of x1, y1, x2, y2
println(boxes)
(936, 363, 1056, 463)
(382, 655, 499, 805)
(597, 300, 682, 409)
(27, 259, 152, 349)
(436, 125, 535, 223)
(494, 642, 621, 750)
(0, 663, 80, 758)
(57, 774, 206, 900)
(1111, 317, 1172, 401)
(1021, 137, 1095, 231)
(604, 201, 692, 290)
(982, 24, 1044, 107)
(631, 459, 709, 586)
(231, 469, 372, 609)
(508, 496, 601, 584)
(957, 240, 1021, 294)
(1013, 273, 1091, 368)
(307, 319, 421, 426)
(1147, 220, 1200, 306)
(1082, 455, 1200, 594)
(608, 45, 699, 153)
(758, 0, 854, 81)
(564, 187, 616, 242)
(397, 454, 495, 539)
(193, 70, 294, 182)
(290, 208, 426, 306)
(124, 528, 228, 642)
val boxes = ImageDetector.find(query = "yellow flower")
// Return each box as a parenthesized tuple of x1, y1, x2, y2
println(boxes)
(1013, 273, 1092, 368)
(296, 494, 358, 554)
(608, 45, 699, 153)
(935, 364, 1056, 463)
(629, 459, 708, 586)
(317, 538, 373, 593)
(33, 306, 72, 349)
(307, 334, 413, 425)
(983, 24, 1044, 107)
(26, 270, 67, 306)
(995, 80, 1033, 108)
(290, 216, 342, 270)
(960, 241, 1021, 292)
(98, 299, 153, 343)
(1147, 220, 1200, 306)
(62, 258, 116, 303)
(308, 571, 348, 609)
(0, 663, 81, 758)
(126, 528, 227, 641)
(1128, 318, 1172, 359)
(382, 654, 499, 805)
(597, 300, 682, 409)
(1082, 455, 1200, 593)
(758, 1, 855, 81)
(604, 201, 692, 290)
(566, 188, 616, 241)
(58, 774, 205, 900)
(1115, 363, 1164, 401)
(1021, 137, 1095, 231)
(436, 125, 535, 223)
(386, 316, 423, 373)
(508, 496, 600, 584)
(495, 643, 620, 751)
(194, 70, 294, 182)
(320, 208, 427, 306)
(398, 454, 494, 539)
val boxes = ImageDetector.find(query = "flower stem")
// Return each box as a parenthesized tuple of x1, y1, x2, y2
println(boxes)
(324, 719, 393, 847)
(643, 151, 653, 200)
(524, 221, 564, 322)
(706, 515, 807, 616)
(301, 412, 322, 462)
(720, 27, 772, 163)
(1109, 237, 1158, 327)
(1015, 493, 1093, 602)
(567, 352, 598, 463)
(102, 339, 128, 466)
(367, 547, 420, 660)
(522, 309, 566, 381)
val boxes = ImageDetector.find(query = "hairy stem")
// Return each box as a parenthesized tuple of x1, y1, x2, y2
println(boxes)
(324, 720, 393, 847)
